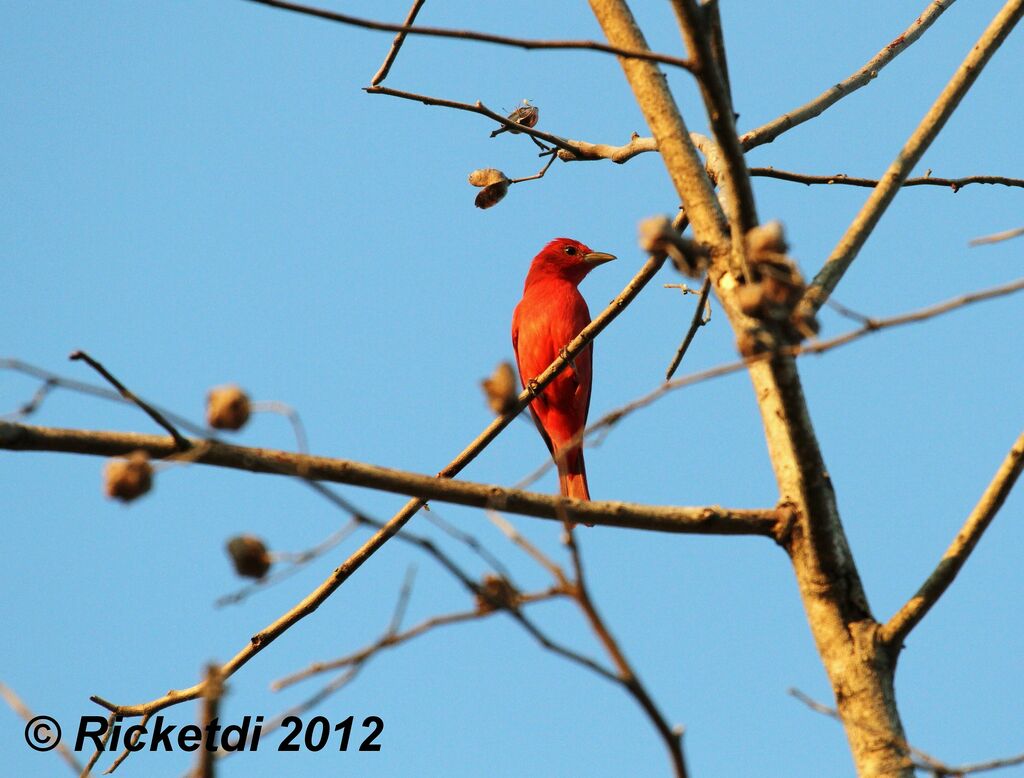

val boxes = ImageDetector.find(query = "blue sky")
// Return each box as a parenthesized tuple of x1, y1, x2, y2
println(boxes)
(2, 1, 1023, 776)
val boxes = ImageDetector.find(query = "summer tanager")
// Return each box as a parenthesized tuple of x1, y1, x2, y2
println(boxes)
(512, 238, 616, 501)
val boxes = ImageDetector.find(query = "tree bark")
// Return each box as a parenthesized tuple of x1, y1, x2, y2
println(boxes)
(587, 1, 913, 773)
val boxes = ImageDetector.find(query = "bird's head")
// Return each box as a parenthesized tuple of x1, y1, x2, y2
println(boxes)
(527, 237, 616, 285)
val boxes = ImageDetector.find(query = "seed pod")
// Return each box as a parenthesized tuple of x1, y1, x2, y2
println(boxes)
(104, 450, 153, 502)
(490, 101, 539, 137)
(467, 168, 508, 188)
(475, 574, 519, 612)
(207, 385, 250, 431)
(226, 535, 272, 579)
(481, 361, 518, 415)
(475, 180, 509, 210)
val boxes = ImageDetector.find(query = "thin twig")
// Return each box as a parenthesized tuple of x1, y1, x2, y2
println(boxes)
(0, 682, 83, 774)
(565, 530, 687, 777)
(740, 0, 959, 150)
(969, 225, 1024, 246)
(104, 712, 152, 774)
(68, 351, 189, 450)
(788, 688, 941, 772)
(249, 401, 308, 452)
(423, 509, 517, 585)
(78, 712, 115, 778)
(799, 1, 1024, 317)
(243, 0, 696, 72)
(195, 665, 224, 778)
(750, 167, 1024, 192)
(665, 276, 712, 380)
(370, 0, 426, 86)
(365, 85, 582, 157)
(486, 510, 567, 584)
(215, 520, 361, 607)
(2, 378, 56, 420)
(881, 429, 1024, 650)
(508, 152, 558, 185)
(672, 0, 757, 282)
(789, 688, 1024, 775)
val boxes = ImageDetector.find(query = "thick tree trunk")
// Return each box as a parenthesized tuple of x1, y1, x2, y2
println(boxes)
(587, 1, 913, 773)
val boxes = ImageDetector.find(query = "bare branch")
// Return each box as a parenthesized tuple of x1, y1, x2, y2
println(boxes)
(275, 591, 558, 690)
(799, 1, 1024, 317)
(565, 531, 687, 777)
(69, 350, 189, 450)
(215, 520, 361, 607)
(665, 277, 712, 380)
(0, 420, 778, 535)
(672, 0, 757, 279)
(365, 85, 582, 157)
(0, 681, 83, 774)
(741, 0, 959, 150)
(750, 167, 1024, 192)
(370, 0, 426, 86)
(194, 665, 224, 778)
(789, 688, 1024, 775)
(969, 225, 1024, 246)
(881, 429, 1024, 650)
(78, 712, 115, 778)
(243, 0, 696, 72)
(555, 133, 659, 163)
(588, 0, 729, 249)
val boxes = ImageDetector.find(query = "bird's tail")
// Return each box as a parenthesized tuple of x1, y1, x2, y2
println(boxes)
(556, 447, 590, 501)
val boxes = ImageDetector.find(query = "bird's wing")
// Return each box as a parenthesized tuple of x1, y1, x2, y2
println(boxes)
(512, 302, 556, 457)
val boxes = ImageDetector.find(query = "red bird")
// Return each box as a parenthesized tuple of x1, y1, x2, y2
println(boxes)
(512, 238, 616, 501)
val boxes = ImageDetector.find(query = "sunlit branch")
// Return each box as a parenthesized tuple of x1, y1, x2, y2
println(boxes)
(243, 0, 696, 72)
(740, 0, 959, 150)
(750, 168, 1024, 192)
(881, 429, 1024, 650)
(799, 0, 1024, 317)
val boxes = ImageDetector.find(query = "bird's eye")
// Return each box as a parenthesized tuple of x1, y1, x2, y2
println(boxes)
(563, 245, 578, 256)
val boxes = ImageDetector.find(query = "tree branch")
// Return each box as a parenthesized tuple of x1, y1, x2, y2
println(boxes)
(69, 350, 189, 450)
(970, 225, 1024, 246)
(740, 0, 959, 150)
(798, 0, 1024, 318)
(880, 429, 1024, 650)
(242, 0, 696, 72)
(369, 0, 426, 86)
(672, 0, 757, 278)
(750, 168, 1024, 192)
(588, 0, 729, 249)
(565, 530, 687, 777)
(365, 85, 582, 157)
(0, 421, 778, 535)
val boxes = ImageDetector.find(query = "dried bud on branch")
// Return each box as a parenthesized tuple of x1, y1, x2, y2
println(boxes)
(490, 100, 539, 138)
(475, 574, 519, 613)
(481, 361, 518, 415)
(206, 385, 251, 431)
(104, 450, 153, 502)
(735, 221, 818, 338)
(468, 168, 511, 210)
(226, 535, 272, 579)
(638, 215, 709, 277)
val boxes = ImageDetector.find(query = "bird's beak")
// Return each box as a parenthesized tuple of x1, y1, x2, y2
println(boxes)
(582, 251, 616, 267)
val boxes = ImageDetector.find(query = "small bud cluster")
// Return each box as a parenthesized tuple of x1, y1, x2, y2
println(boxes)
(468, 168, 510, 210)
(481, 361, 518, 415)
(475, 573, 519, 613)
